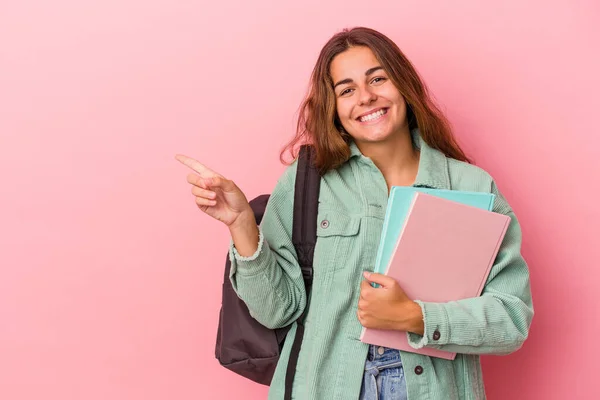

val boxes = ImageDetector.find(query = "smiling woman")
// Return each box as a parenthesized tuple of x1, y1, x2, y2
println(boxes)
(177, 26, 533, 400)
(333, 51, 407, 142)
(281, 27, 471, 177)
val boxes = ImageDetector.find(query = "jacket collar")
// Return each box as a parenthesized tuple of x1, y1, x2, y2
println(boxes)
(348, 128, 451, 190)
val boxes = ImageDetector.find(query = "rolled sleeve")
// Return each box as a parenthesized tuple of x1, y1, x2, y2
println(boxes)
(407, 300, 450, 349)
(229, 227, 269, 278)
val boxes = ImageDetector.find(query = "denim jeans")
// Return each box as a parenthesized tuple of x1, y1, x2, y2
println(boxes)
(359, 345, 407, 400)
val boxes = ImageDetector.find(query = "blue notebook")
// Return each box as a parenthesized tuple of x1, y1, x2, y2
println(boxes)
(373, 187, 496, 276)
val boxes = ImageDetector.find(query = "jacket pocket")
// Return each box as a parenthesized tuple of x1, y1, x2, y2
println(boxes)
(315, 209, 361, 272)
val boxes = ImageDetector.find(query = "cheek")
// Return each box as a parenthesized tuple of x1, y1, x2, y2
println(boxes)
(336, 100, 353, 122)
(397, 102, 407, 120)
(380, 85, 405, 108)
(388, 93, 407, 121)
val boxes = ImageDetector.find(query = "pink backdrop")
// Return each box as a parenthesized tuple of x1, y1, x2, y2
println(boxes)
(1, 1, 599, 399)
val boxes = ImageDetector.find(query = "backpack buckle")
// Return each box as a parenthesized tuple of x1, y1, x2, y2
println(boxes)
(301, 266, 313, 284)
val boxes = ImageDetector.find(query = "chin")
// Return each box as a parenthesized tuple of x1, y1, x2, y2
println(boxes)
(351, 127, 397, 144)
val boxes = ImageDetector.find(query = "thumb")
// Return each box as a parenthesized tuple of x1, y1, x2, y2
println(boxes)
(363, 271, 396, 288)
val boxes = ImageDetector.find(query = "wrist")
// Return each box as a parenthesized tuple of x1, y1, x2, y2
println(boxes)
(229, 208, 260, 258)
(397, 301, 424, 335)
(229, 207, 256, 232)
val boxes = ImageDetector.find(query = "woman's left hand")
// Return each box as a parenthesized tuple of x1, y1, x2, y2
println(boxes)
(357, 271, 425, 335)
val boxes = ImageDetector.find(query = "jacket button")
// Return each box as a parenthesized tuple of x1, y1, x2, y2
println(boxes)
(320, 219, 329, 229)
(414, 365, 424, 375)
(433, 330, 441, 340)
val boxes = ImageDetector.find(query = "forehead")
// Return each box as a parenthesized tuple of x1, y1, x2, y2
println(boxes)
(330, 46, 380, 82)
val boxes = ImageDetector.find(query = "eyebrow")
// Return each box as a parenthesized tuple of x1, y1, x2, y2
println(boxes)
(333, 66, 384, 89)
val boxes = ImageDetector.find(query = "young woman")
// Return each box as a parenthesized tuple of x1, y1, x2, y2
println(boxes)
(177, 27, 533, 400)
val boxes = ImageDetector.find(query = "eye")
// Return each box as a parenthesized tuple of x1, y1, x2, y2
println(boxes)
(339, 88, 354, 96)
(371, 77, 387, 84)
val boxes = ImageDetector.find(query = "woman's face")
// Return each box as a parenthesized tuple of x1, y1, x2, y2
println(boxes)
(330, 46, 408, 145)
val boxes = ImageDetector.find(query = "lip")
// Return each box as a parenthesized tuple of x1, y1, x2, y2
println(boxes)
(356, 107, 388, 120)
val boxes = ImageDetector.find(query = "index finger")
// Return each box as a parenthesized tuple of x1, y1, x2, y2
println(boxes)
(175, 154, 217, 177)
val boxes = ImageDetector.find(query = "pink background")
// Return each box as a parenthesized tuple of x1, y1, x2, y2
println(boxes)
(1, 1, 599, 399)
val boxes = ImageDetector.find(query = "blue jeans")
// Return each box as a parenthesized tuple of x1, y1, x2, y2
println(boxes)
(359, 345, 407, 400)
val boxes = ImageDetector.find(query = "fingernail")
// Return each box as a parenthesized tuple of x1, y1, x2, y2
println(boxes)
(363, 271, 371, 279)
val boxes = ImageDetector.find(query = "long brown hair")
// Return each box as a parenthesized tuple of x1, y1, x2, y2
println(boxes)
(281, 27, 470, 173)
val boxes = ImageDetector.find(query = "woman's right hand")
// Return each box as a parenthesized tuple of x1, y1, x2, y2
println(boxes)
(175, 154, 254, 229)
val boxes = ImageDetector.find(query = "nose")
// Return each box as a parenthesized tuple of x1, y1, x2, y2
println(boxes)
(358, 86, 377, 106)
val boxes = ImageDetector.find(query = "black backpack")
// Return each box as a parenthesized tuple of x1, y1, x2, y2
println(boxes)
(215, 145, 320, 399)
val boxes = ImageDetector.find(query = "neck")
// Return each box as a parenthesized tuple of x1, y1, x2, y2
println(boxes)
(356, 129, 420, 190)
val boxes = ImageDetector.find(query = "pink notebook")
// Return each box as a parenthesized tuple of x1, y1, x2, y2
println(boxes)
(359, 192, 511, 360)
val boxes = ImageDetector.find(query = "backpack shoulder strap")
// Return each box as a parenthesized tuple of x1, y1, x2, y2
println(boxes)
(285, 144, 320, 400)
(292, 144, 320, 287)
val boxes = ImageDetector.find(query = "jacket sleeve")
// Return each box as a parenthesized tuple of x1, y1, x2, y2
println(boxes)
(228, 165, 306, 330)
(407, 180, 534, 355)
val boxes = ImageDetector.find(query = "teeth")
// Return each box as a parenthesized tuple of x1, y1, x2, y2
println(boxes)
(360, 109, 386, 122)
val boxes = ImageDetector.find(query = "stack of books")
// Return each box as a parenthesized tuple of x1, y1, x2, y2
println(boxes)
(359, 187, 510, 360)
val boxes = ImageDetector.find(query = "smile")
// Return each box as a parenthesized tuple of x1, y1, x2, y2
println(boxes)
(357, 108, 388, 123)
